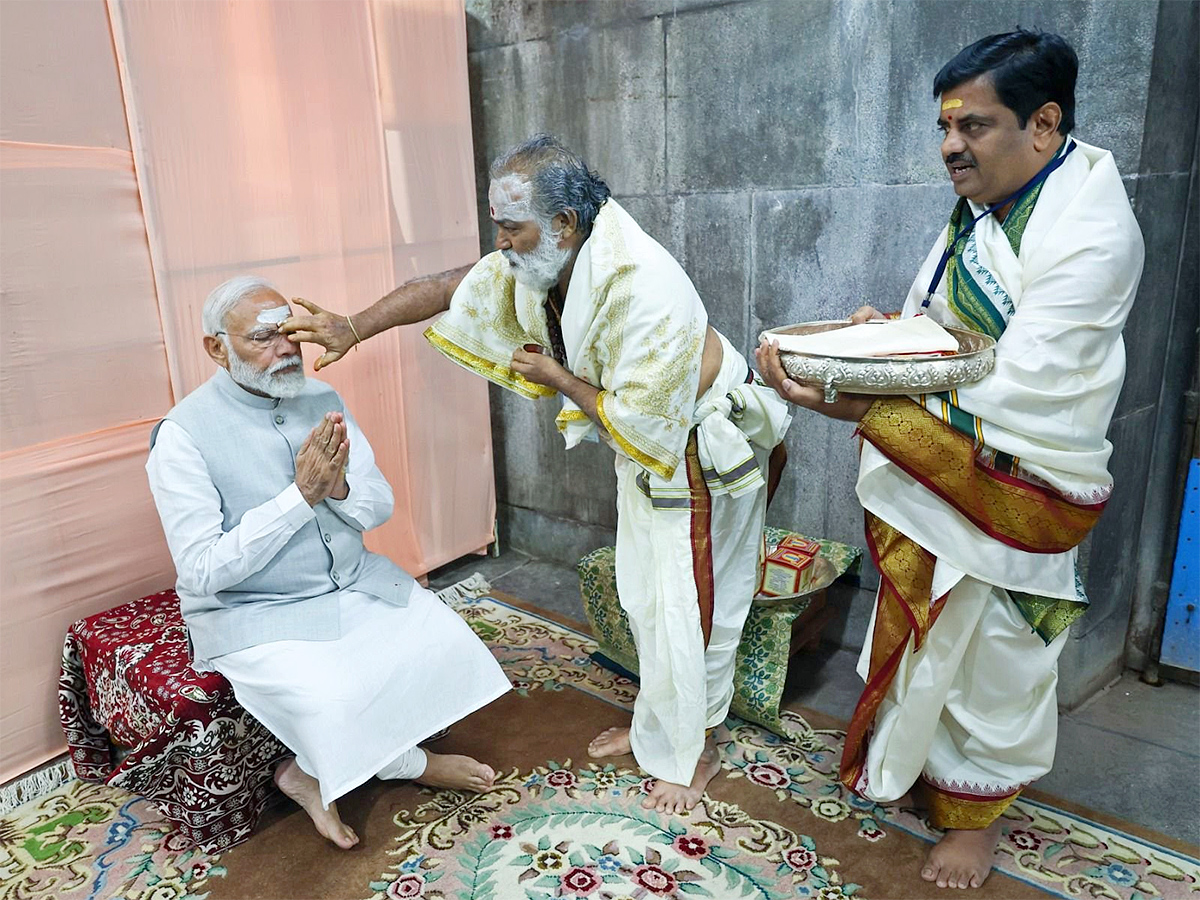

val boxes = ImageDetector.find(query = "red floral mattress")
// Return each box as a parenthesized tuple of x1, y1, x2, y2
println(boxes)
(58, 589, 289, 852)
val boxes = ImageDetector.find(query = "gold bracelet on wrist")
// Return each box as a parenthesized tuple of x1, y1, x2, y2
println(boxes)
(346, 314, 363, 351)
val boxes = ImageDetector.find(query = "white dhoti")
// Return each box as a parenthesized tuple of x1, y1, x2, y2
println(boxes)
(615, 446, 767, 786)
(858, 573, 1066, 812)
(614, 338, 788, 787)
(205, 586, 511, 808)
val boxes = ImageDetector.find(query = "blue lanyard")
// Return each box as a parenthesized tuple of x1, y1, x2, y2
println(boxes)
(921, 140, 1075, 309)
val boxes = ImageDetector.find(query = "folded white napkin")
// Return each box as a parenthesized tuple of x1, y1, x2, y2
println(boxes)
(766, 315, 959, 358)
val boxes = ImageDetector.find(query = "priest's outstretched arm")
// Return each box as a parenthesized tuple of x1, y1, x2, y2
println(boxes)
(279, 263, 475, 371)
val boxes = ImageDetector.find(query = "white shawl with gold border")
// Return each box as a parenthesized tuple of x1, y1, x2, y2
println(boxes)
(426, 199, 708, 480)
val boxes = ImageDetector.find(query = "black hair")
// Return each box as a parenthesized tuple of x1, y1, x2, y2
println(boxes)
(490, 134, 611, 237)
(933, 29, 1077, 134)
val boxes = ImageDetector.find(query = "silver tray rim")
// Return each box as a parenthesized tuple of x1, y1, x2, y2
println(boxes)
(760, 320, 997, 402)
(761, 319, 997, 363)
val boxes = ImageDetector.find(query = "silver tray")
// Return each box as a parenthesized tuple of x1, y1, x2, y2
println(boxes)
(763, 321, 996, 403)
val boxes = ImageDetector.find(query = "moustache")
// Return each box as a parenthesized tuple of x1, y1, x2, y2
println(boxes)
(945, 151, 976, 167)
(268, 356, 303, 375)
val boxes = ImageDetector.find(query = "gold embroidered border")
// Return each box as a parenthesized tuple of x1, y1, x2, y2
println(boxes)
(922, 781, 1022, 830)
(840, 514, 943, 793)
(555, 409, 592, 433)
(858, 398, 1101, 552)
(595, 390, 675, 479)
(424, 327, 555, 400)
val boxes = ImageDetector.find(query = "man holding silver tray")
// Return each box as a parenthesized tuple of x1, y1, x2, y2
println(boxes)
(758, 30, 1143, 891)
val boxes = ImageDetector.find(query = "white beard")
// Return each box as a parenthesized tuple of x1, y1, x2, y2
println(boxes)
(227, 346, 306, 399)
(503, 231, 572, 292)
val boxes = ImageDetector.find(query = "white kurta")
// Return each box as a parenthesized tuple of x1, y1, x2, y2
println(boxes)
(147, 409, 511, 808)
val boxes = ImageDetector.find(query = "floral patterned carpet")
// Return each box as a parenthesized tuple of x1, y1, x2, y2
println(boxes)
(3, 593, 1197, 900)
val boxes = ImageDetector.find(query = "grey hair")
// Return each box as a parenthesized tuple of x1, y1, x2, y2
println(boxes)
(490, 134, 611, 237)
(202, 275, 280, 336)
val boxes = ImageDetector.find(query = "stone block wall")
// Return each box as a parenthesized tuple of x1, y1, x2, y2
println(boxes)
(463, 0, 1198, 707)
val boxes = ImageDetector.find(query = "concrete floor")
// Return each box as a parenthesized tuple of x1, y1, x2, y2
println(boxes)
(430, 548, 1200, 848)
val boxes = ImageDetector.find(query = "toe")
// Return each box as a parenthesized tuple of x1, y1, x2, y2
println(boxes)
(921, 865, 937, 882)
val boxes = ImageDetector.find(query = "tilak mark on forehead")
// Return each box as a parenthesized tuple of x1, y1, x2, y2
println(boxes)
(489, 173, 534, 222)
(942, 98, 963, 111)
(256, 305, 290, 325)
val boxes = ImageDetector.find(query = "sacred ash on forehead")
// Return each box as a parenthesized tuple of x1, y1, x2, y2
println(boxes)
(489, 174, 534, 222)
(256, 305, 290, 325)
(942, 98, 963, 111)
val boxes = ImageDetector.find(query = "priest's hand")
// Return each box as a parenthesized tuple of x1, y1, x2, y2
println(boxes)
(295, 412, 350, 506)
(755, 339, 875, 422)
(510, 345, 567, 392)
(281, 298, 360, 372)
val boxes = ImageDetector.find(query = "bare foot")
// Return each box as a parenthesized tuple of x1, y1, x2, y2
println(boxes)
(588, 726, 632, 759)
(921, 820, 1003, 889)
(641, 737, 722, 815)
(417, 751, 496, 792)
(274, 758, 359, 849)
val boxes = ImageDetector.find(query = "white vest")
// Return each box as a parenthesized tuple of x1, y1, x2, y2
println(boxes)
(152, 369, 414, 658)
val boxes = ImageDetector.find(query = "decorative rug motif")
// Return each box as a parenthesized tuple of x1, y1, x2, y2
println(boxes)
(368, 761, 857, 900)
(428, 595, 1200, 900)
(4, 593, 1197, 900)
(0, 778, 224, 900)
(722, 716, 1200, 899)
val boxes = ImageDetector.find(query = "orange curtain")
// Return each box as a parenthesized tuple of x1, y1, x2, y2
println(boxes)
(0, 0, 491, 784)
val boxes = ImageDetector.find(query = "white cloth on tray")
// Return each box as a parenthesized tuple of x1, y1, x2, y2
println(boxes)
(765, 315, 959, 358)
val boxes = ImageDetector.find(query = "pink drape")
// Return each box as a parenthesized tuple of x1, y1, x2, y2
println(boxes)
(0, 0, 492, 784)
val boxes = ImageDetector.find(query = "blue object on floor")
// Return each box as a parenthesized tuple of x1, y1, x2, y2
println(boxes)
(1161, 457, 1199, 673)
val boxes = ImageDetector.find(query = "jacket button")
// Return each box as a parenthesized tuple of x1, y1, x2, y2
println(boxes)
(323, 533, 331, 543)
(275, 415, 285, 424)
(331, 571, 339, 580)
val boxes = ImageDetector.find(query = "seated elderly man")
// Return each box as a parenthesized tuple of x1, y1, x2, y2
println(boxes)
(146, 275, 510, 849)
